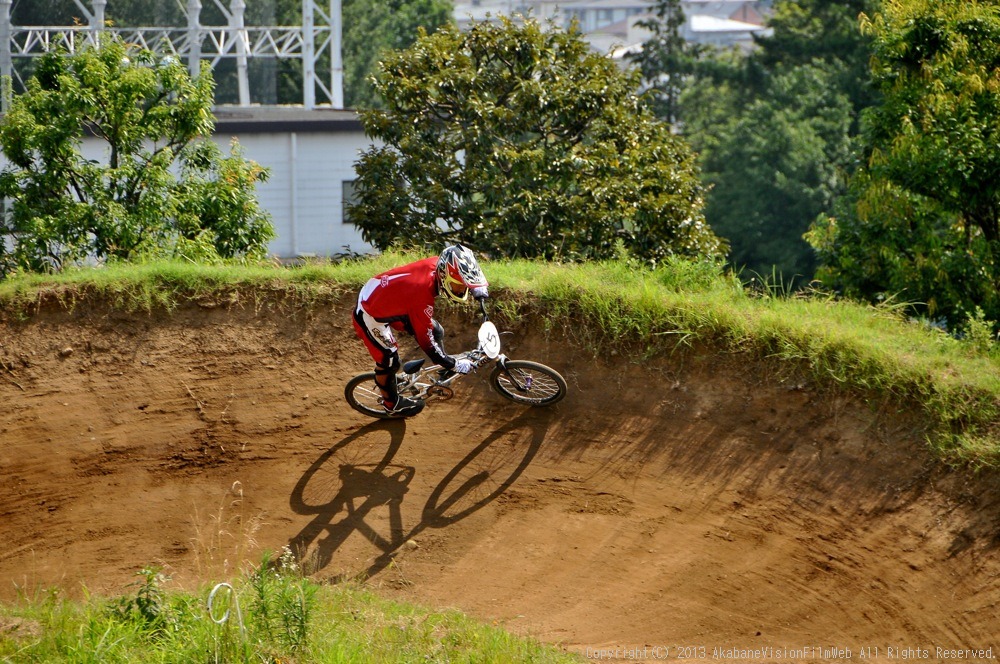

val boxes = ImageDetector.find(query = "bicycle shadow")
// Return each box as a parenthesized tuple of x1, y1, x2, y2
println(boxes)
(286, 410, 552, 581)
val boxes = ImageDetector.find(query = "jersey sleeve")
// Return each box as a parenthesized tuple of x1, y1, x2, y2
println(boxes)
(410, 302, 454, 368)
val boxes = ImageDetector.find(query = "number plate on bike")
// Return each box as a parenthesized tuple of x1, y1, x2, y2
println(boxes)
(478, 321, 501, 359)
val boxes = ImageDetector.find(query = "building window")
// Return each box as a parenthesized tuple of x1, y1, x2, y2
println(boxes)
(342, 180, 359, 224)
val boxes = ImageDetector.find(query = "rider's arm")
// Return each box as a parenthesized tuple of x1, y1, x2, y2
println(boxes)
(410, 305, 455, 369)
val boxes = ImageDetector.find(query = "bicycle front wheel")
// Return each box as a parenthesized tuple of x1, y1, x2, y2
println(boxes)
(489, 360, 567, 407)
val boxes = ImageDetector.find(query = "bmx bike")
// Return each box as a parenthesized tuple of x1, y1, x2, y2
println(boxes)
(345, 304, 567, 419)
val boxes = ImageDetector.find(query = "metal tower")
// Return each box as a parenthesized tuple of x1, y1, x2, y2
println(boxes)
(0, 0, 343, 110)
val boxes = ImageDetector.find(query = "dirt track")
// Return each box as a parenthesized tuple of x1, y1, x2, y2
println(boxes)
(2, 293, 1000, 662)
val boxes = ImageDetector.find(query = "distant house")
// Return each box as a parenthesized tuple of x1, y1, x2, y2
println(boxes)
(453, 0, 772, 53)
(559, 0, 651, 34)
(684, 0, 765, 26)
(682, 13, 771, 49)
(209, 107, 375, 259)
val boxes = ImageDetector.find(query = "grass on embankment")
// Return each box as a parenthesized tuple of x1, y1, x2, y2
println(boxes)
(497, 256, 1000, 467)
(2, 252, 998, 468)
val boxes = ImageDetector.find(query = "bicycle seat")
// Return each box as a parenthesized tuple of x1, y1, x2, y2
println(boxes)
(402, 358, 425, 374)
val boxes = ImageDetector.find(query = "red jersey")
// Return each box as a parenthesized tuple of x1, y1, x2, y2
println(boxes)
(357, 256, 450, 365)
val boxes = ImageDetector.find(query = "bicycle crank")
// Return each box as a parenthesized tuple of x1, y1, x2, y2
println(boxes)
(426, 385, 454, 401)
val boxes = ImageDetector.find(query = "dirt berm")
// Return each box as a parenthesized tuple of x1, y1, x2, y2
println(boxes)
(2, 291, 1000, 662)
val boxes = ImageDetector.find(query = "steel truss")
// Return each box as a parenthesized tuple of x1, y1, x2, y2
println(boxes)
(0, 0, 343, 109)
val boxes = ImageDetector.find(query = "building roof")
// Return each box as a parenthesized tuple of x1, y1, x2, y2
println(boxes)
(212, 106, 362, 134)
(689, 13, 767, 33)
(558, 0, 652, 8)
(586, 16, 632, 38)
(683, 1, 764, 24)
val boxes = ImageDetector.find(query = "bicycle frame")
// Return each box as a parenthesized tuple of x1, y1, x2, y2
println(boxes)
(395, 326, 504, 403)
(397, 307, 506, 402)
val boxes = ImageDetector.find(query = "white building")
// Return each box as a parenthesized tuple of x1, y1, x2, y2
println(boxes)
(453, 0, 772, 53)
(211, 107, 373, 259)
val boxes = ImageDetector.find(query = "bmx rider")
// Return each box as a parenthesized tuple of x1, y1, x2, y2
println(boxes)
(352, 244, 489, 418)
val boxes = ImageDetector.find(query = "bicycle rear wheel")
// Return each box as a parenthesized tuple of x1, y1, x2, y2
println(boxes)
(345, 373, 393, 419)
(489, 360, 567, 406)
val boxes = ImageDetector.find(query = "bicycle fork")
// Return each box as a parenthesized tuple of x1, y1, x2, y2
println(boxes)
(493, 356, 533, 393)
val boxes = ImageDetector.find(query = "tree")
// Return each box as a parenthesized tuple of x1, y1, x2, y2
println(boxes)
(343, 0, 453, 109)
(703, 64, 853, 280)
(627, 0, 703, 126)
(754, 0, 877, 119)
(0, 39, 274, 274)
(10, 0, 78, 25)
(863, 1, 1000, 249)
(674, 0, 877, 281)
(349, 17, 722, 263)
(806, 174, 998, 327)
(807, 0, 1000, 327)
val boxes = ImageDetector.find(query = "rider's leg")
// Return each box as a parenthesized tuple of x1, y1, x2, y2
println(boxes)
(353, 307, 400, 404)
(376, 356, 423, 415)
(353, 306, 421, 414)
(374, 356, 400, 406)
(374, 356, 423, 415)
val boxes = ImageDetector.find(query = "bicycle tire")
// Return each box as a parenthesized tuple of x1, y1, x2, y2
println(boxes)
(344, 372, 394, 419)
(489, 360, 567, 406)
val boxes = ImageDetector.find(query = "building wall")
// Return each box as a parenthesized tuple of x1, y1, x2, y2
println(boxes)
(211, 107, 375, 259)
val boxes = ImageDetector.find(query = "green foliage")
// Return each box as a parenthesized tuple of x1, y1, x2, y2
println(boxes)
(808, 0, 1000, 327)
(245, 548, 317, 655)
(702, 63, 853, 279)
(9, 0, 80, 26)
(755, 0, 879, 116)
(627, 0, 704, 125)
(962, 307, 999, 357)
(676, 0, 877, 283)
(343, 0, 453, 109)
(109, 567, 177, 635)
(173, 139, 274, 261)
(0, 553, 577, 662)
(349, 17, 722, 263)
(860, 0, 1000, 230)
(0, 39, 274, 276)
(806, 172, 1000, 327)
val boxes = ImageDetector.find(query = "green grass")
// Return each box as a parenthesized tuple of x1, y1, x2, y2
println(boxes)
(2, 252, 1000, 467)
(0, 552, 579, 663)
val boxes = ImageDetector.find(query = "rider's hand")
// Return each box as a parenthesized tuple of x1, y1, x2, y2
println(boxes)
(452, 357, 474, 374)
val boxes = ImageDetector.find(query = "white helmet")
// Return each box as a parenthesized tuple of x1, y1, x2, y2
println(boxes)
(437, 245, 488, 303)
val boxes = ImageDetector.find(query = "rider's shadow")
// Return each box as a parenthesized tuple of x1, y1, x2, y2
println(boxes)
(286, 411, 552, 581)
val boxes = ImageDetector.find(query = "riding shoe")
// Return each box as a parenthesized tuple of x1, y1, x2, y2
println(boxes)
(383, 395, 425, 418)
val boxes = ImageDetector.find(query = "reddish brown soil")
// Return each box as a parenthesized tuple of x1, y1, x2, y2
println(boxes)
(2, 294, 1000, 662)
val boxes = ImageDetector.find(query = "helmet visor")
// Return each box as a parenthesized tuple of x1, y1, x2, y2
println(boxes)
(444, 263, 470, 301)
